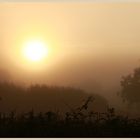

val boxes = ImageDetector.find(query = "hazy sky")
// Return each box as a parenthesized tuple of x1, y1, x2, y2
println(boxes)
(1, 2, 140, 101)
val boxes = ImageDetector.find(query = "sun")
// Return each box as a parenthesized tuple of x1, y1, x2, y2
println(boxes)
(23, 40, 48, 62)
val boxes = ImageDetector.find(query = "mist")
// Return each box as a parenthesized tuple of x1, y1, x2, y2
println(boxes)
(1, 2, 140, 137)
(0, 2, 140, 107)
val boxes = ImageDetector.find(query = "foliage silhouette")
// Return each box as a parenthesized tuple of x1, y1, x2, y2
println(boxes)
(0, 106, 140, 137)
(0, 74, 140, 137)
(0, 82, 108, 113)
(120, 67, 140, 109)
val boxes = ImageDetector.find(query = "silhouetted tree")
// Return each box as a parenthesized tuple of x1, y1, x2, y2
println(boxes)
(0, 81, 108, 113)
(120, 67, 140, 104)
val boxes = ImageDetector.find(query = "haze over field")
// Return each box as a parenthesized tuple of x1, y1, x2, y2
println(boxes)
(0, 2, 140, 105)
(1, 1, 140, 137)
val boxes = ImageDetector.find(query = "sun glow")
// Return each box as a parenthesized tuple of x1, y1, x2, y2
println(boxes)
(23, 40, 48, 62)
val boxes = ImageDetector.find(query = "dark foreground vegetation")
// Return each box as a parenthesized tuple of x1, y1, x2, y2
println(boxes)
(0, 107, 140, 137)
(0, 66, 140, 137)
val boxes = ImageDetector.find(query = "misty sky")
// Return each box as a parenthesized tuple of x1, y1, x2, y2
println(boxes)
(1, 2, 140, 101)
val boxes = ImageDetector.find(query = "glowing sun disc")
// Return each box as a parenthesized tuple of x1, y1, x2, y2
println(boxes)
(23, 40, 48, 62)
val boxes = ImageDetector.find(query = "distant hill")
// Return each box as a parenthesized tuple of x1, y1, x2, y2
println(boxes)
(0, 82, 108, 113)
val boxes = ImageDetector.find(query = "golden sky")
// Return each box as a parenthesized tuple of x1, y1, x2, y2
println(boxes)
(1, 2, 140, 98)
